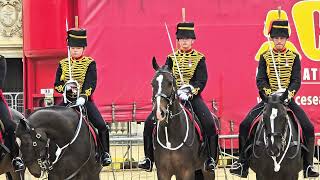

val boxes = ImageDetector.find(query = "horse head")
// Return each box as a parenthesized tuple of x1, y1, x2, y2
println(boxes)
(16, 117, 49, 178)
(262, 93, 289, 157)
(151, 57, 177, 125)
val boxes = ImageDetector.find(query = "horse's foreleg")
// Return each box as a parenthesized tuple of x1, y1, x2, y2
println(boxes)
(201, 170, 215, 180)
(176, 170, 195, 180)
(194, 170, 204, 180)
(9, 170, 25, 180)
(156, 170, 172, 180)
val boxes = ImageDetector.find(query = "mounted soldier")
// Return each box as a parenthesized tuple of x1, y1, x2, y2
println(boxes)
(54, 27, 112, 166)
(0, 55, 25, 171)
(230, 9, 319, 178)
(138, 21, 218, 173)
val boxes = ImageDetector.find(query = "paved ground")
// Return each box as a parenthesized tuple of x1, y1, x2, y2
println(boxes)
(0, 144, 315, 179)
(0, 168, 308, 180)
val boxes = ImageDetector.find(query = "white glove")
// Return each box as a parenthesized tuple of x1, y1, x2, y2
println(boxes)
(178, 92, 189, 101)
(76, 97, 86, 106)
(178, 85, 193, 95)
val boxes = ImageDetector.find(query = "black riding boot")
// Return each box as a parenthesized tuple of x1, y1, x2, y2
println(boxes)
(99, 130, 112, 166)
(230, 136, 249, 178)
(204, 135, 218, 174)
(6, 132, 25, 172)
(138, 135, 154, 172)
(303, 137, 319, 178)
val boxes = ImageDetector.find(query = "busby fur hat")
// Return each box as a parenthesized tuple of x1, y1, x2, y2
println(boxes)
(263, 9, 291, 38)
(176, 22, 196, 39)
(67, 28, 87, 47)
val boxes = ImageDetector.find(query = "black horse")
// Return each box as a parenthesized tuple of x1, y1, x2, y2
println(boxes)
(0, 108, 25, 180)
(250, 94, 302, 180)
(151, 57, 216, 180)
(15, 106, 102, 180)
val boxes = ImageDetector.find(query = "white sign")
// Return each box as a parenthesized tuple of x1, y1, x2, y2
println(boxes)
(40, 88, 54, 95)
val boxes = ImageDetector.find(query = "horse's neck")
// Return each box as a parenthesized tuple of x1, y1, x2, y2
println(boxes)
(35, 115, 79, 146)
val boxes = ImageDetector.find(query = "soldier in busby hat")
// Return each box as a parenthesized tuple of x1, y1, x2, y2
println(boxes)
(54, 28, 112, 166)
(230, 10, 319, 178)
(0, 55, 25, 171)
(138, 21, 218, 174)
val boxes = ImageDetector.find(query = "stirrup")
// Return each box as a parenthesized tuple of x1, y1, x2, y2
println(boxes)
(304, 165, 319, 178)
(204, 157, 216, 172)
(230, 161, 248, 178)
(230, 161, 242, 169)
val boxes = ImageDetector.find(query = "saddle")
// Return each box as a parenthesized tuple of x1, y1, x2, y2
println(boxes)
(152, 104, 204, 143)
(71, 106, 98, 146)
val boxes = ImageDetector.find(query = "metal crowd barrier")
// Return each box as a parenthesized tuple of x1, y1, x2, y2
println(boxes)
(3, 92, 24, 114)
(103, 126, 320, 180)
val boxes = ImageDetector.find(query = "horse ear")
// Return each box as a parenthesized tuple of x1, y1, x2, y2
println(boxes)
(19, 118, 30, 131)
(152, 56, 159, 71)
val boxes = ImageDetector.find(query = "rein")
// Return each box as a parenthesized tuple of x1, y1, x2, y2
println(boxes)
(156, 103, 190, 151)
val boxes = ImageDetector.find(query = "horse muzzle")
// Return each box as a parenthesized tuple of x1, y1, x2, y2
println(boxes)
(26, 161, 42, 178)
(267, 144, 281, 157)
(156, 107, 168, 122)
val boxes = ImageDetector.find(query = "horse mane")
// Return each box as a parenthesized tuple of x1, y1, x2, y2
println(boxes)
(27, 106, 77, 123)
(31, 105, 70, 114)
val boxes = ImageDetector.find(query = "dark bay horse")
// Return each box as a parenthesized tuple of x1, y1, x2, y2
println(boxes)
(151, 57, 216, 180)
(15, 106, 102, 180)
(250, 94, 302, 180)
(0, 108, 25, 180)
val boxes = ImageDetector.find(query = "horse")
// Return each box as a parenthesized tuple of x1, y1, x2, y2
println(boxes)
(250, 94, 302, 180)
(0, 108, 25, 180)
(151, 57, 217, 180)
(15, 106, 102, 180)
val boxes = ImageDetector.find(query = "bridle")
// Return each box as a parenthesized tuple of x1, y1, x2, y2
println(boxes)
(152, 70, 193, 151)
(262, 105, 289, 150)
(19, 107, 94, 179)
(153, 70, 176, 114)
(261, 104, 293, 172)
(19, 121, 53, 172)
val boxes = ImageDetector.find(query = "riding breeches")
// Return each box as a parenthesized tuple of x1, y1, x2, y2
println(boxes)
(0, 99, 18, 155)
(239, 101, 265, 140)
(143, 112, 155, 137)
(85, 101, 109, 132)
(189, 96, 217, 137)
(240, 100, 315, 140)
(287, 101, 314, 139)
(61, 101, 108, 132)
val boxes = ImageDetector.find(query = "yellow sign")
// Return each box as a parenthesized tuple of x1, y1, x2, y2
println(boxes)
(292, 1, 320, 61)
